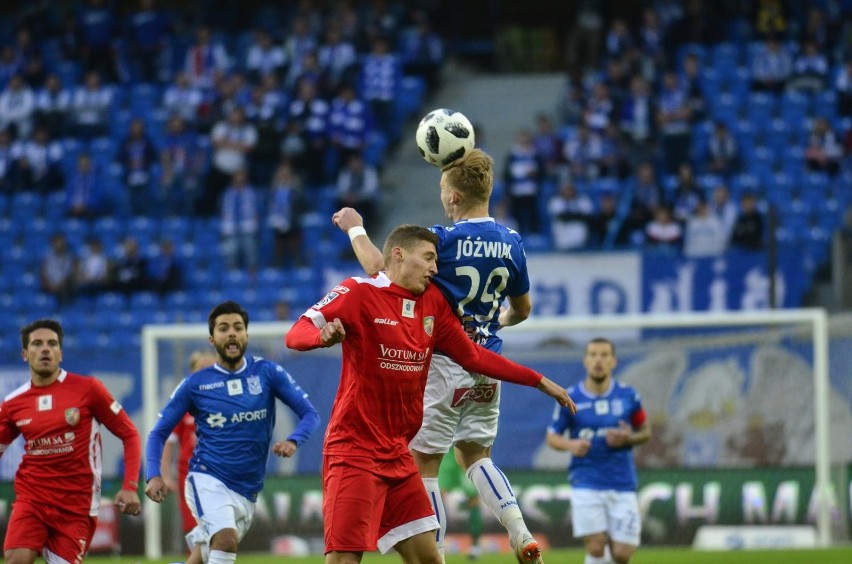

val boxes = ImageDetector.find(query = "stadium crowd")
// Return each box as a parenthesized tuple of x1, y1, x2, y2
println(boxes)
(500, 1, 851, 264)
(0, 0, 443, 333)
(0, 0, 850, 341)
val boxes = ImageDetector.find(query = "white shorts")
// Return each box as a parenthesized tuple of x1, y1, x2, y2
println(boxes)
(570, 488, 641, 546)
(409, 353, 501, 454)
(184, 471, 256, 557)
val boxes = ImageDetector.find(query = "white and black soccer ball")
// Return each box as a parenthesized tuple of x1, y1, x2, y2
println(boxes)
(415, 108, 475, 167)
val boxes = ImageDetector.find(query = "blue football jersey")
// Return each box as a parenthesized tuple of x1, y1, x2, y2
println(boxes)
(146, 356, 320, 501)
(548, 381, 644, 492)
(430, 218, 529, 352)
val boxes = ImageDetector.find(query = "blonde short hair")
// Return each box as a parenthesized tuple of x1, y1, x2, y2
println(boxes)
(441, 148, 493, 205)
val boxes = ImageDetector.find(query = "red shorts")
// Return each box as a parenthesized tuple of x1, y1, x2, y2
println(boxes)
(4, 499, 96, 563)
(322, 454, 436, 554)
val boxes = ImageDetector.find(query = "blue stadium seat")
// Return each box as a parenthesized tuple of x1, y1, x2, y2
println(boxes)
(55, 61, 81, 87)
(11, 191, 42, 218)
(163, 291, 192, 309)
(397, 76, 426, 119)
(709, 92, 740, 120)
(257, 267, 290, 290)
(748, 146, 776, 180)
(780, 92, 810, 123)
(188, 269, 217, 290)
(25, 292, 58, 318)
(699, 68, 722, 99)
(766, 172, 793, 201)
(731, 173, 761, 196)
(92, 216, 126, 243)
(161, 217, 192, 243)
(222, 270, 251, 287)
(813, 91, 837, 120)
(128, 216, 159, 246)
(130, 291, 162, 311)
(62, 218, 89, 248)
(94, 292, 128, 314)
(129, 83, 162, 114)
(747, 92, 776, 123)
(802, 172, 830, 196)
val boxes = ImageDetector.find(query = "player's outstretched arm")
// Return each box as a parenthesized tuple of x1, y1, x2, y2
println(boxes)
(332, 207, 384, 275)
(145, 476, 167, 503)
(537, 377, 577, 413)
(115, 488, 142, 516)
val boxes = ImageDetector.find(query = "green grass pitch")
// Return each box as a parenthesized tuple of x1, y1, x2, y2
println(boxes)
(87, 546, 852, 563)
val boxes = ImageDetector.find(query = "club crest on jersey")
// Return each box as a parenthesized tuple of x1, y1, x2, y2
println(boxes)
(37, 395, 52, 411)
(247, 375, 262, 395)
(312, 291, 340, 310)
(65, 407, 80, 426)
(402, 299, 415, 318)
(423, 316, 434, 336)
(611, 399, 624, 416)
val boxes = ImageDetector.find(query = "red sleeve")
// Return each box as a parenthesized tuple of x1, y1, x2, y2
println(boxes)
(285, 279, 360, 351)
(89, 379, 141, 491)
(285, 316, 327, 350)
(631, 407, 647, 428)
(433, 294, 542, 388)
(0, 403, 20, 456)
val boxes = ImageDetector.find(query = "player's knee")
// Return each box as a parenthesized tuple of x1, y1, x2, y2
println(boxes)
(209, 528, 239, 552)
(583, 534, 607, 556)
(611, 544, 635, 563)
(4, 549, 37, 564)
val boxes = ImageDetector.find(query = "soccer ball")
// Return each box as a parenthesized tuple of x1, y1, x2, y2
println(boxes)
(415, 108, 475, 167)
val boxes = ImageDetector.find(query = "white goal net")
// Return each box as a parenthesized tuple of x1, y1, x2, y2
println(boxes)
(141, 308, 850, 557)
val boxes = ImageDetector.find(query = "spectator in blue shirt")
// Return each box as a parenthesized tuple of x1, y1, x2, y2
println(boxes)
(504, 128, 544, 234)
(126, 0, 171, 84)
(78, 0, 120, 83)
(65, 152, 102, 218)
(220, 169, 260, 274)
(160, 115, 205, 216)
(329, 84, 371, 174)
(361, 36, 400, 142)
(117, 117, 159, 216)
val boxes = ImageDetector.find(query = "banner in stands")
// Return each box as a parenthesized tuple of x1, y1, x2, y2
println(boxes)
(524, 249, 808, 317)
(1, 468, 846, 554)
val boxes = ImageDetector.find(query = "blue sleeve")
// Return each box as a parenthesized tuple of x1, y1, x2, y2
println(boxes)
(144, 377, 192, 481)
(547, 401, 573, 436)
(270, 363, 320, 447)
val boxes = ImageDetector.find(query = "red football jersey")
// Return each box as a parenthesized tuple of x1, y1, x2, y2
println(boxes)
(170, 413, 195, 478)
(286, 274, 542, 462)
(0, 370, 141, 516)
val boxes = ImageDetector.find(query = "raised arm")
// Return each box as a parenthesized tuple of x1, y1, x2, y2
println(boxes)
(498, 293, 532, 328)
(332, 207, 384, 275)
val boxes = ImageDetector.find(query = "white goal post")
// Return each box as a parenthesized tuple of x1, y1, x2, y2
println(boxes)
(140, 308, 832, 558)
